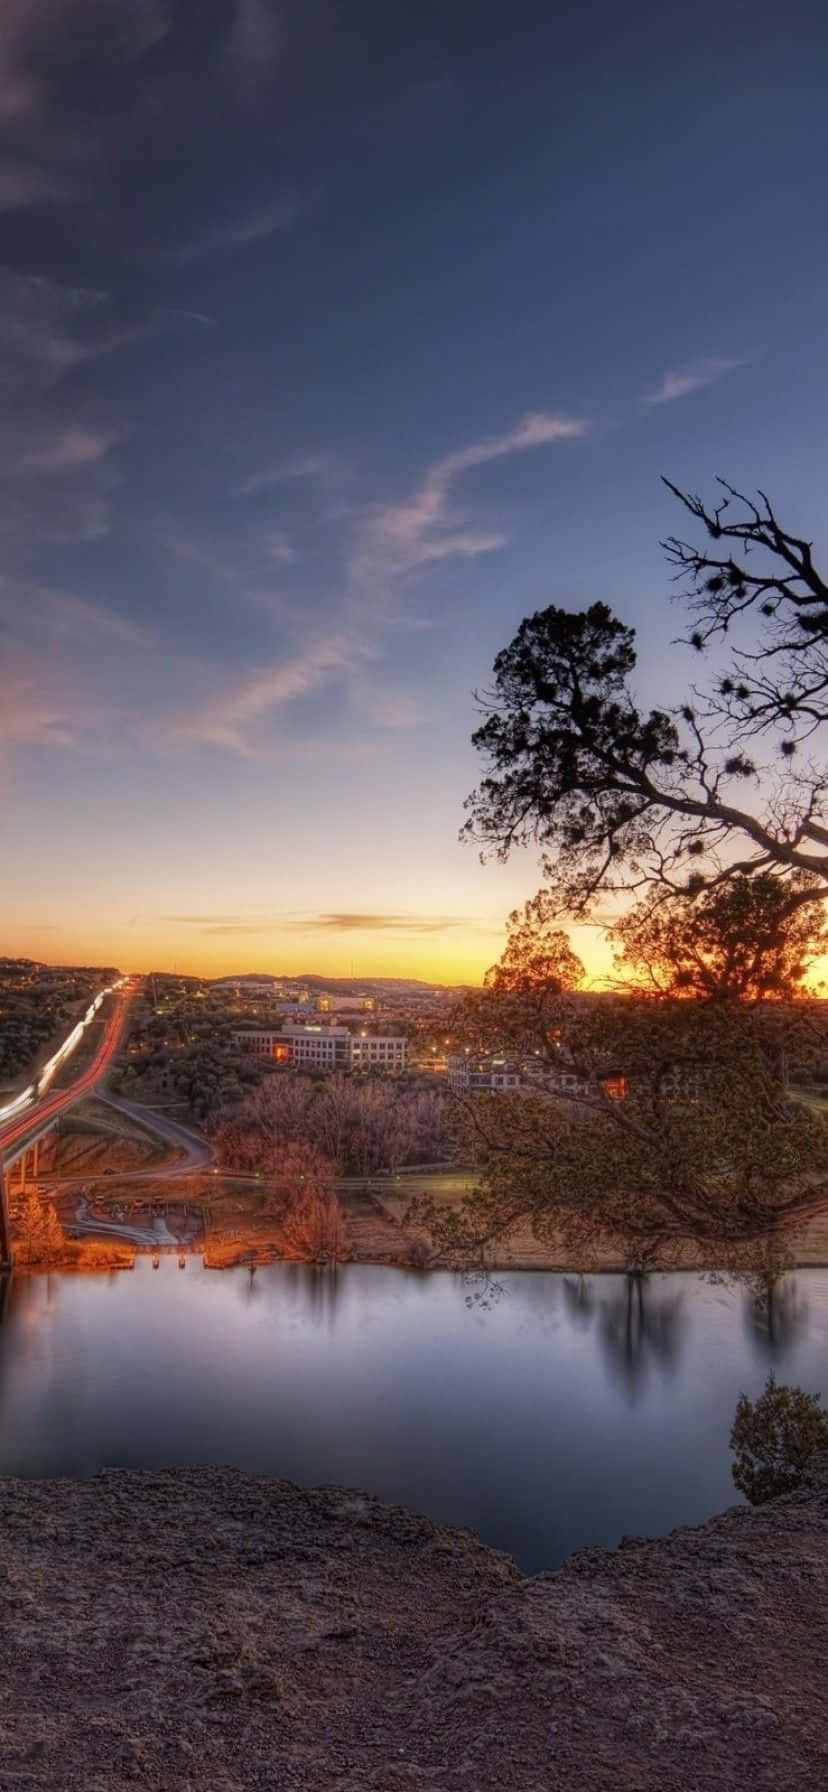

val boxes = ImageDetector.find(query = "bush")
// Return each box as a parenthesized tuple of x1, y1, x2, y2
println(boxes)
(730, 1372, 828, 1504)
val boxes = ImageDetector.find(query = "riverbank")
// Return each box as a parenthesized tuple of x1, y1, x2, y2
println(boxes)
(1, 1462, 826, 1790)
(11, 1171, 828, 1273)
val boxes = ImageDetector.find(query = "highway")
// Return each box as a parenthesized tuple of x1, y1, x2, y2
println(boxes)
(0, 979, 139, 1163)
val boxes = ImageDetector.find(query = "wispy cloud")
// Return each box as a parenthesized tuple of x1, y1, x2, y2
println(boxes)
(237, 453, 331, 496)
(0, 642, 80, 751)
(0, 162, 73, 209)
(264, 529, 296, 564)
(353, 684, 428, 729)
(642, 356, 747, 406)
(228, 0, 282, 76)
(0, 1, 171, 212)
(0, 578, 158, 763)
(352, 410, 589, 583)
(157, 909, 475, 937)
(0, 272, 213, 391)
(164, 631, 369, 754)
(160, 914, 272, 932)
(175, 197, 296, 261)
(27, 585, 152, 648)
(290, 913, 467, 934)
(20, 426, 120, 473)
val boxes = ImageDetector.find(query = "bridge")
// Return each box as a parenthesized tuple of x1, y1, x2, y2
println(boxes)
(0, 980, 138, 1269)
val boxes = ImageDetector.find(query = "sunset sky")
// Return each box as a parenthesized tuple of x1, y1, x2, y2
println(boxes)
(3, 1, 828, 982)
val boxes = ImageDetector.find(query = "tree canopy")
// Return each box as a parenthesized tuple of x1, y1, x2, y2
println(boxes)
(614, 872, 826, 1000)
(449, 891, 583, 1060)
(433, 887, 828, 1270)
(464, 482, 828, 918)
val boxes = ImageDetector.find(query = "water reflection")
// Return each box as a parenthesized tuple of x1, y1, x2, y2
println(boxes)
(562, 1272, 686, 1401)
(741, 1273, 810, 1362)
(0, 1262, 825, 1572)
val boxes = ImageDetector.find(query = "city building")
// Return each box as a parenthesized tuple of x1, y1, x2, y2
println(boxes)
(447, 1054, 521, 1094)
(232, 1023, 407, 1074)
(315, 994, 376, 1014)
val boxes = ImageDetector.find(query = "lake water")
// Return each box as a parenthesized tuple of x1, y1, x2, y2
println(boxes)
(1, 1261, 826, 1572)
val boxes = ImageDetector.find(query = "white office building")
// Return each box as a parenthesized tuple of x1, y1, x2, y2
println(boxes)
(447, 1054, 521, 1094)
(232, 1023, 406, 1074)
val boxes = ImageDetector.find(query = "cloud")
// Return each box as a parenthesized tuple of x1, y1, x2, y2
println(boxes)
(160, 915, 271, 931)
(363, 690, 428, 729)
(165, 631, 368, 754)
(20, 426, 120, 473)
(27, 585, 151, 647)
(228, 0, 282, 71)
(264, 530, 296, 564)
(352, 410, 589, 582)
(0, 578, 158, 763)
(642, 356, 746, 406)
(0, 1, 171, 212)
(0, 272, 213, 390)
(153, 910, 474, 938)
(290, 913, 466, 934)
(0, 0, 169, 122)
(237, 453, 330, 496)
(0, 162, 73, 208)
(0, 641, 80, 750)
(175, 197, 296, 261)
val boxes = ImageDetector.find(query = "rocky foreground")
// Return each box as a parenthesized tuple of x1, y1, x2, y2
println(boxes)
(0, 1468, 826, 1791)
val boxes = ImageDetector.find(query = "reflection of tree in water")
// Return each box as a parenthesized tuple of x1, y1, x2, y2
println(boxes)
(240, 1264, 260, 1303)
(564, 1273, 686, 1401)
(742, 1273, 809, 1364)
(297, 1263, 342, 1331)
(599, 1274, 686, 1400)
(561, 1275, 597, 1331)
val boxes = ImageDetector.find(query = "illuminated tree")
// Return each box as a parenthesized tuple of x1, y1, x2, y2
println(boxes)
(465, 482, 828, 919)
(274, 1141, 346, 1263)
(214, 1076, 449, 1178)
(730, 1373, 828, 1504)
(16, 1191, 63, 1266)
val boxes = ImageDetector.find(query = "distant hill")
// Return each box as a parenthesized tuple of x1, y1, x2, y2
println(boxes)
(208, 973, 467, 994)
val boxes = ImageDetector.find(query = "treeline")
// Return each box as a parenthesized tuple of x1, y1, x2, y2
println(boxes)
(0, 965, 112, 1084)
(213, 1075, 452, 1178)
(119, 982, 270, 1119)
(114, 1043, 263, 1121)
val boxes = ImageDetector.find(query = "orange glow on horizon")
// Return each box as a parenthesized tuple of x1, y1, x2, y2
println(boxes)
(4, 917, 617, 988)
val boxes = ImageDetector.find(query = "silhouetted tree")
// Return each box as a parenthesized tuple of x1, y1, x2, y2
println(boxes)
(614, 872, 826, 1000)
(465, 482, 828, 918)
(730, 1372, 828, 1503)
(451, 891, 583, 1060)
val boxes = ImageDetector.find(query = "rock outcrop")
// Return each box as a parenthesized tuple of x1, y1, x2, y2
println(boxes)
(0, 1464, 826, 1789)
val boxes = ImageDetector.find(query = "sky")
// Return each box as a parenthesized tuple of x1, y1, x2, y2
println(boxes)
(2, 0, 828, 982)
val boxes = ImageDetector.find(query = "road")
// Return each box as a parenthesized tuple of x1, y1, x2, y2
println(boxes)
(98, 1092, 214, 1171)
(0, 979, 139, 1163)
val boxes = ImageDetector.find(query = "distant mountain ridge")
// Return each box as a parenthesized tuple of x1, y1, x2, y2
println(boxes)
(208, 973, 464, 994)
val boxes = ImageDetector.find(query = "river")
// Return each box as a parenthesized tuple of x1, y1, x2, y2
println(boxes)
(1, 1261, 826, 1571)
